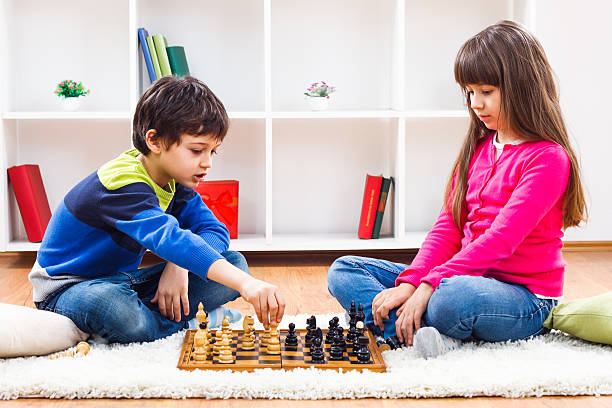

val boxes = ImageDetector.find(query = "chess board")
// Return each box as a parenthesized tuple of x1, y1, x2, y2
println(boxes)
(177, 328, 386, 372)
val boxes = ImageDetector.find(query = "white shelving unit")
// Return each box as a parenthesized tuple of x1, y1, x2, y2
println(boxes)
(0, 0, 534, 253)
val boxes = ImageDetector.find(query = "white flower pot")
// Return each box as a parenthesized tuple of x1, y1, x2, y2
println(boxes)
(306, 96, 329, 111)
(59, 96, 84, 112)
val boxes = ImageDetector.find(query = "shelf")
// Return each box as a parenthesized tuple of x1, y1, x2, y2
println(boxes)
(271, 110, 402, 119)
(404, 110, 469, 118)
(260, 232, 427, 251)
(2, 111, 131, 120)
(6, 240, 41, 252)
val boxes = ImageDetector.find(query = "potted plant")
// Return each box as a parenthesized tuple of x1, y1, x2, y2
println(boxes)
(55, 80, 90, 111)
(304, 81, 336, 111)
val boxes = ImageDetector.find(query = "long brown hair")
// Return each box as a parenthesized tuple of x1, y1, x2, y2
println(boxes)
(446, 20, 587, 230)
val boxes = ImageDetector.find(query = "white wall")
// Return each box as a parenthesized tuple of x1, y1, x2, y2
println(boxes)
(536, 1, 612, 240)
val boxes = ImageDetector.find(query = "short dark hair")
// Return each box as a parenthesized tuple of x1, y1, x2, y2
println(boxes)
(132, 76, 229, 155)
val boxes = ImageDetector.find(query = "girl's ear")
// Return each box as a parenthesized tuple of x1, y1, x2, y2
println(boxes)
(145, 129, 162, 154)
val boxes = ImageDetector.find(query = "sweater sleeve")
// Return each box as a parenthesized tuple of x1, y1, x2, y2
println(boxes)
(170, 183, 230, 255)
(419, 146, 570, 290)
(395, 206, 464, 287)
(99, 183, 225, 280)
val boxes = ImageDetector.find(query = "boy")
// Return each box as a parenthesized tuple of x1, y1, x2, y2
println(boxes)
(29, 76, 285, 344)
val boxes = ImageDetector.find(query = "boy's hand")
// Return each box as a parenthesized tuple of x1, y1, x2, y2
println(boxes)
(239, 277, 285, 329)
(152, 262, 190, 322)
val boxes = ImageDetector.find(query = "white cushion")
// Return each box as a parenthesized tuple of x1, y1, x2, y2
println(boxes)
(0, 303, 88, 358)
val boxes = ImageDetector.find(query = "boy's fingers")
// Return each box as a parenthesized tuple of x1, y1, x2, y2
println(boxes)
(252, 297, 263, 326)
(275, 292, 286, 323)
(181, 293, 190, 317)
(267, 294, 278, 324)
(259, 294, 270, 328)
(173, 295, 181, 322)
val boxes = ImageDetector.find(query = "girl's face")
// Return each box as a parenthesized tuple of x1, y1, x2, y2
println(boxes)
(466, 84, 505, 131)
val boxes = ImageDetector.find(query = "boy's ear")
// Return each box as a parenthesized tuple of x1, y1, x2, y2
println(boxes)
(144, 129, 163, 154)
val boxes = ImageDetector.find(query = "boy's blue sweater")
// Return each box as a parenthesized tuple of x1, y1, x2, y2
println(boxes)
(29, 149, 230, 302)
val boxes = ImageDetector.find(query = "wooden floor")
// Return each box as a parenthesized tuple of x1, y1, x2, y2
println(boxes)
(2, 249, 612, 407)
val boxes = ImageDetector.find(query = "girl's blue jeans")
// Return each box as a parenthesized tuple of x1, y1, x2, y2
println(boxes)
(327, 256, 557, 342)
(36, 251, 249, 344)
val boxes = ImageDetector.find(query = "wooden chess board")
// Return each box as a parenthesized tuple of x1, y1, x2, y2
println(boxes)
(177, 328, 386, 372)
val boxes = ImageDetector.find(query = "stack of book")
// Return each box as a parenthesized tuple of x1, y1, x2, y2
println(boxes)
(358, 174, 393, 239)
(138, 27, 190, 83)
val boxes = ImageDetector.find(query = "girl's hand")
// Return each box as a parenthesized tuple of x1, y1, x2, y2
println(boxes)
(239, 277, 285, 329)
(371, 283, 416, 331)
(152, 262, 190, 322)
(395, 283, 434, 345)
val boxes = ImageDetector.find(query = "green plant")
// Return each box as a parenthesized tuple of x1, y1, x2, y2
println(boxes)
(54, 80, 90, 98)
(304, 81, 336, 98)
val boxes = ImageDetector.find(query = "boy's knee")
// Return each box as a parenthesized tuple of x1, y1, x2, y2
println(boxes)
(222, 251, 249, 275)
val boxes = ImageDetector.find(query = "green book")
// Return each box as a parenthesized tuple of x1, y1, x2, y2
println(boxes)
(371, 177, 392, 239)
(153, 34, 172, 77)
(146, 35, 162, 79)
(166, 46, 190, 76)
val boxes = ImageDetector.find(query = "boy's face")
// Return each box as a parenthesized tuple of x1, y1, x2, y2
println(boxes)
(158, 133, 221, 188)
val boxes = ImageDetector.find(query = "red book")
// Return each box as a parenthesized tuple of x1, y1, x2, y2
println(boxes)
(7, 165, 52, 243)
(358, 174, 383, 239)
(194, 180, 239, 239)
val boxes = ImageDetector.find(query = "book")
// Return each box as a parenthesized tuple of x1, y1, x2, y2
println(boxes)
(137, 28, 156, 83)
(358, 174, 383, 239)
(146, 35, 162, 80)
(153, 34, 172, 77)
(7, 165, 52, 243)
(371, 177, 392, 239)
(166, 46, 190, 76)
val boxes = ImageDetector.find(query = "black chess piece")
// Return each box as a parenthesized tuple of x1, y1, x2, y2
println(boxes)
(326, 317, 339, 343)
(285, 322, 298, 347)
(305, 315, 317, 343)
(349, 300, 357, 322)
(309, 337, 325, 363)
(329, 337, 344, 361)
(346, 320, 359, 343)
(357, 303, 366, 324)
(356, 335, 371, 364)
(334, 331, 347, 352)
(385, 335, 402, 350)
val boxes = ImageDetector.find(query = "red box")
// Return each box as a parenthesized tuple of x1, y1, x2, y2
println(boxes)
(194, 180, 238, 239)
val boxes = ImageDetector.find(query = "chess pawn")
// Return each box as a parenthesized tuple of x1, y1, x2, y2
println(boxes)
(241, 319, 256, 351)
(266, 323, 281, 355)
(284, 322, 299, 347)
(222, 315, 232, 337)
(218, 334, 235, 364)
(356, 335, 371, 364)
(213, 329, 223, 355)
(261, 327, 271, 348)
(193, 328, 208, 361)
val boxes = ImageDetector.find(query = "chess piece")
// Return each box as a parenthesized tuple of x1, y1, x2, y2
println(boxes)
(266, 323, 281, 355)
(193, 324, 208, 361)
(241, 315, 255, 351)
(284, 322, 299, 347)
(355, 320, 365, 337)
(348, 300, 357, 323)
(196, 302, 207, 327)
(309, 336, 325, 363)
(222, 315, 232, 337)
(213, 329, 223, 354)
(356, 335, 371, 364)
(346, 319, 359, 343)
(385, 335, 402, 350)
(261, 326, 271, 348)
(75, 341, 90, 357)
(329, 334, 344, 361)
(326, 317, 339, 344)
(357, 303, 366, 325)
(218, 333, 235, 364)
(334, 331, 347, 352)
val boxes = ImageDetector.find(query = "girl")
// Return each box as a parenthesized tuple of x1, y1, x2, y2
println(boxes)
(327, 20, 587, 358)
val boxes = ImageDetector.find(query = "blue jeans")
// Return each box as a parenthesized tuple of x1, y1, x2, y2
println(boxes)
(37, 251, 249, 344)
(327, 256, 557, 342)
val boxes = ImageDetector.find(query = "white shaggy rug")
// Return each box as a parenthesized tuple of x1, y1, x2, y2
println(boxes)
(2, 312, 612, 400)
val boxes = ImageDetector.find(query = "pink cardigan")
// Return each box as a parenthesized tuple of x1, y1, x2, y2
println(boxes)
(396, 133, 570, 297)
